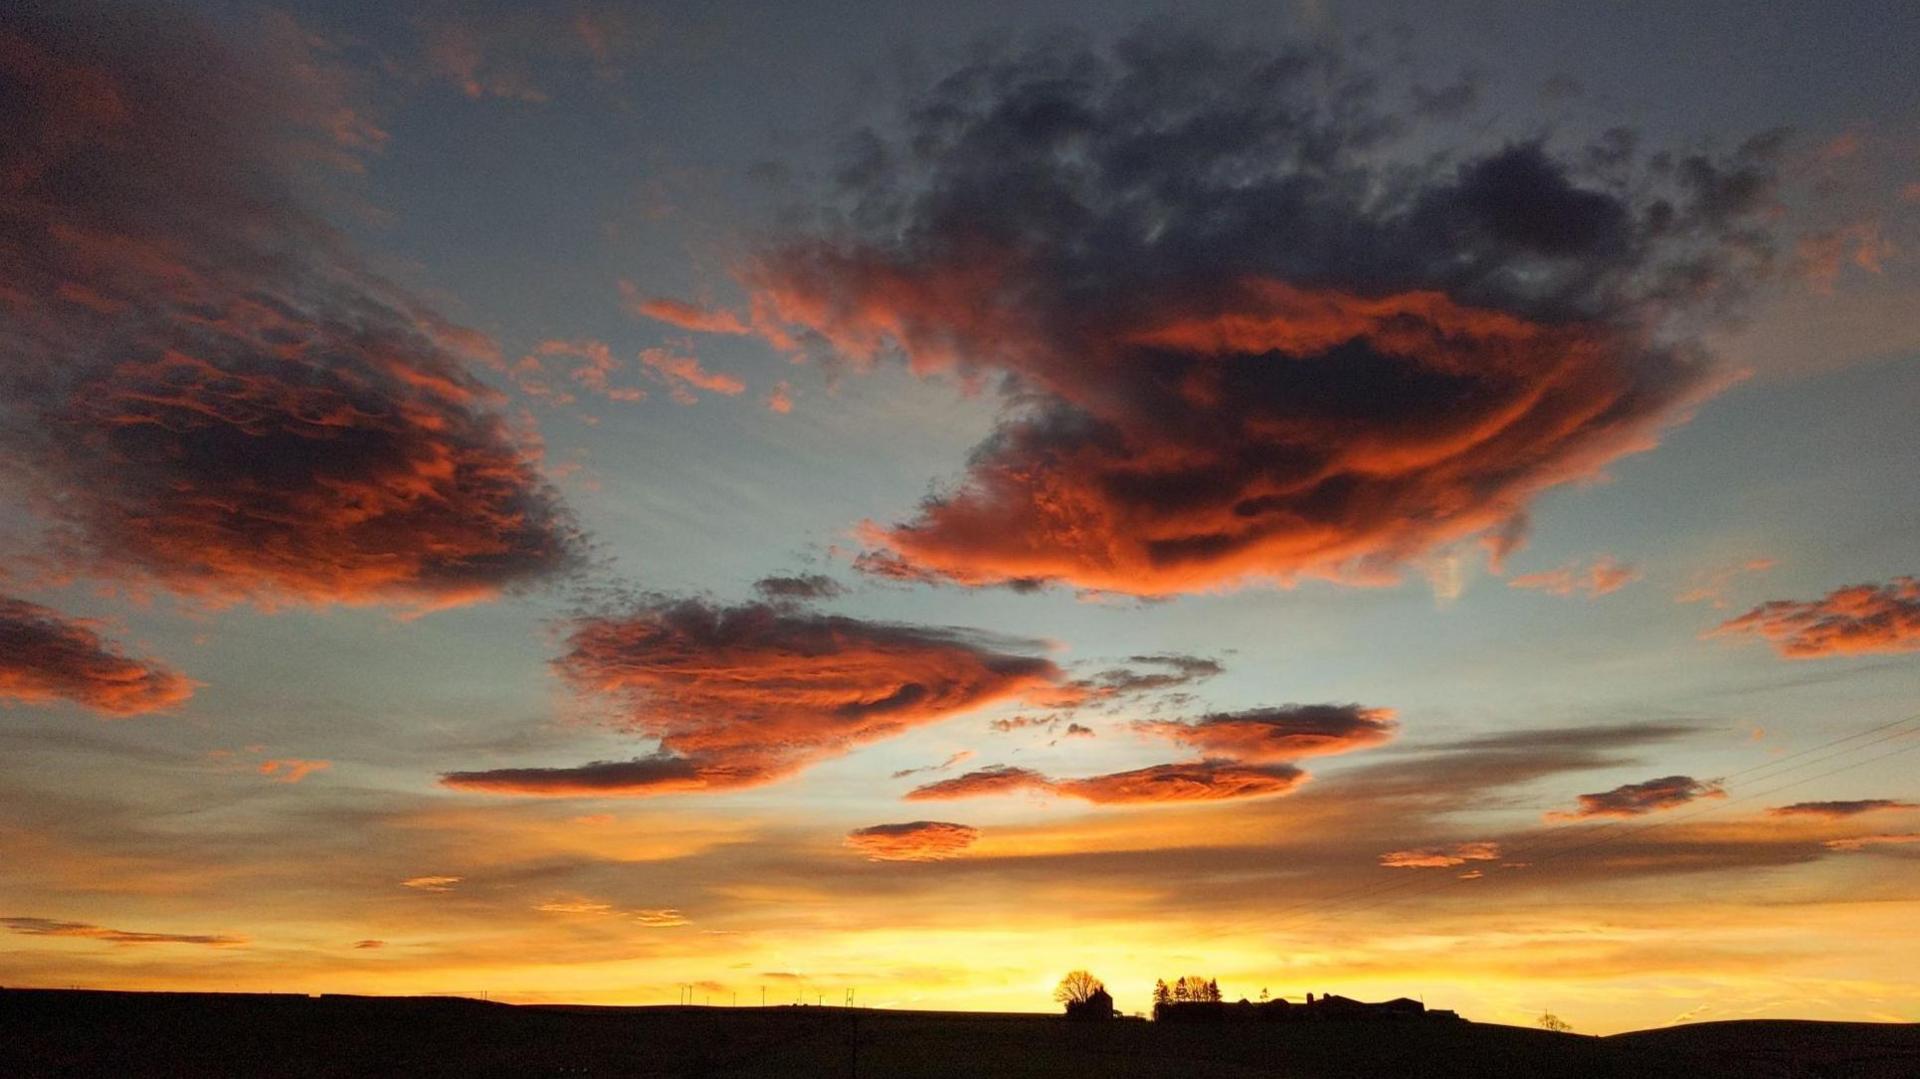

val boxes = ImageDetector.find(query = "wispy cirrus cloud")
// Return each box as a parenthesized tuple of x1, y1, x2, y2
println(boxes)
(1768, 799, 1918, 819)
(1710, 576, 1920, 658)
(443, 598, 1072, 796)
(401, 875, 462, 892)
(1379, 841, 1502, 868)
(845, 821, 980, 861)
(645, 33, 1781, 596)
(1509, 556, 1641, 598)
(1824, 833, 1920, 852)
(0, 596, 194, 716)
(905, 760, 1307, 805)
(0, 5, 580, 611)
(2, 916, 243, 946)
(1549, 775, 1725, 820)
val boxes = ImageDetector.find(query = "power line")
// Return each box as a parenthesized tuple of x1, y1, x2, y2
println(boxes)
(1203, 714, 1920, 942)
(1269, 730, 1920, 938)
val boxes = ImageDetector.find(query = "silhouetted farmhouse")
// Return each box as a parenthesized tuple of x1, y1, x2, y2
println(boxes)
(1064, 986, 1115, 1021)
(1154, 987, 1464, 1024)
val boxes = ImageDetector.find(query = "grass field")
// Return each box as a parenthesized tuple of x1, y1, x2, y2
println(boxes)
(3, 989, 1915, 1077)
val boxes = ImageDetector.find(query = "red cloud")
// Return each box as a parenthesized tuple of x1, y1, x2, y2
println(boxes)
(0, 7, 579, 610)
(443, 600, 1069, 796)
(622, 284, 751, 336)
(0, 596, 194, 716)
(1768, 799, 1918, 819)
(1134, 705, 1397, 762)
(640, 348, 747, 405)
(1709, 577, 1920, 658)
(1509, 556, 1641, 598)
(1379, 841, 1503, 868)
(845, 820, 980, 861)
(2, 916, 243, 946)
(904, 761, 1306, 805)
(708, 38, 1780, 596)
(1054, 761, 1307, 804)
(1549, 775, 1725, 820)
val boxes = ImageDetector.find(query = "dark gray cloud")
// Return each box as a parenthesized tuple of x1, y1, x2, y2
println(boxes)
(0, 4, 580, 608)
(0, 596, 193, 715)
(710, 30, 1783, 595)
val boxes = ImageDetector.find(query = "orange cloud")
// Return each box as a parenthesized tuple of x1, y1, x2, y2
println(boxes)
(2, 916, 243, 946)
(845, 821, 980, 861)
(1549, 775, 1724, 820)
(1380, 841, 1502, 868)
(640, 348, 746, 405)
(0, 596, 194, 716)
(1509, 556, 1641, 598)
(1674, 557, 1775, 608)
(905, 761, 1307, 805)
(1768, 800, 1918, 819)
(1710, 577, 1920, 658)
(1134, 705, 1397, 762)
(443, 599, 1071, 796)
(718, 40, 1780, 597)
(766, 380, 795, 414)
(622, 285, 751, 335)
(0, 8, 579, 610)
(1824, 833, 1920, 852)
(257, 758, 330, 784)
(401, 876, 462, 892)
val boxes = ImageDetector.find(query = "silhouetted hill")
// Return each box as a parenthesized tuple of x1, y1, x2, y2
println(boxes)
(2, 988, 1914, 1077)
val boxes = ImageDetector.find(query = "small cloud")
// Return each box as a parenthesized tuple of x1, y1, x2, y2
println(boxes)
(1769, 799, 1918, 819)
(1824, 833, 1920, 852)
(1063, 722, 1094, 738)
(640, 348, 746, 405)
(766, 380, 794, 413)
(258, 758, 330, 784)
(1379, 841, 1502, 868)
(1709, 576, 1920, 658)
(535, 898, 615, 915)
(845, 820, 979, 862)
(1548, 775, 1724, 820)
(751, 574, 845, 602)
(890, 750, 975, 780)
(620, 283, 750, 335)
(1509, 556, 1641, 598)
(0, 596, 195, 716)
(1674, 557, 1775, 608)
(401, 875, 462, 892)
(352, 939, 384, 949)
(2, 916, 243, 947)
(632, 908, 689, 927)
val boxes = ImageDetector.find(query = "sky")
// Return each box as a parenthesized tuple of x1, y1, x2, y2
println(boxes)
(2, 0, 1918, 1034)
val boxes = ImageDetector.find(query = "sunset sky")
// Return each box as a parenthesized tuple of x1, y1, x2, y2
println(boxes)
(3, 1, 1919, 1035)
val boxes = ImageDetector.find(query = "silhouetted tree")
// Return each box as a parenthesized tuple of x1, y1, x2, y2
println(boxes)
(1152, 980, 1170, 1007)
(1053, 970, 1104, 1007)
(1537, 1012, 1573, 1033)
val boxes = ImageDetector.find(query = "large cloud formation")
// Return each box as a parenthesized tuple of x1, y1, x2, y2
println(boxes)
(845, 820, 979, 861)
(0, 6, 579, 608)
(443, 599, 1070, 796)
(641, 33, 1781, 595)
(1550, 775, 1725, 820)
(1710, 577, 1920, 658)
(0, 596, 194, 715)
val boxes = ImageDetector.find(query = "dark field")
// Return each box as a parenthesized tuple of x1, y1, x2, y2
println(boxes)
(3, 989, 1915, 1078)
